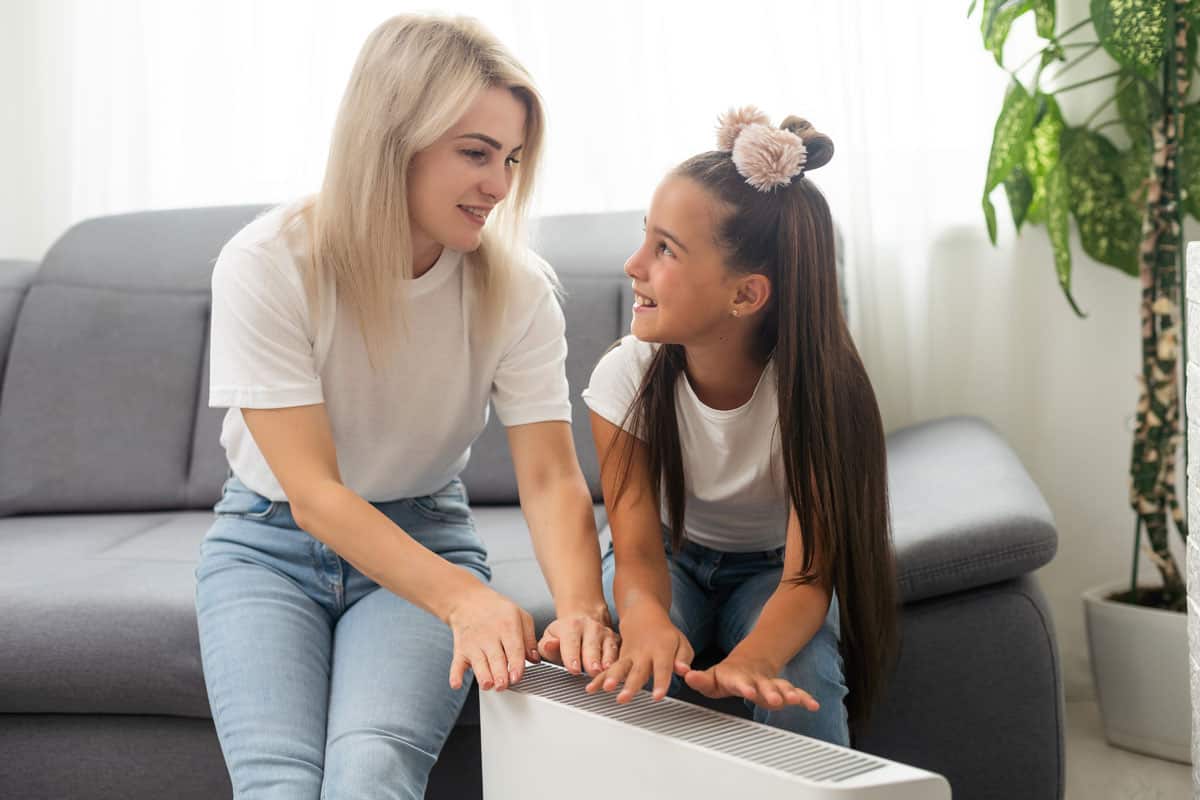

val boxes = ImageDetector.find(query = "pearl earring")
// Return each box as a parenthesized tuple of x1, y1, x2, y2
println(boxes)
(731, 308, 740, 318)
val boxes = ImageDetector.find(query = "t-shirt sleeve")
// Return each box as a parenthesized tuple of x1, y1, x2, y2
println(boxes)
(581, 337, 649, 438)
(208, 243, 325, 409)
(491, 282, 572, 426)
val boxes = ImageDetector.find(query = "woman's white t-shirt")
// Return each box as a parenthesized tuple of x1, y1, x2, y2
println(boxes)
(581, 336, 789, 552)
(209, 202, 572, 502)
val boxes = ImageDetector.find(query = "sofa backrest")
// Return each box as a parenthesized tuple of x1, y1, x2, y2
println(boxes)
(0, 206, 639, 515)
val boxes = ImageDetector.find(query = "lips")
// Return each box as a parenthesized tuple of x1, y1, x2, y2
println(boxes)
(458, 204, 491, 226)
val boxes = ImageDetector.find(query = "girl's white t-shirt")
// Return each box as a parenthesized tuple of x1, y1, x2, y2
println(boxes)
(209, 202, 572, 502)
(581, 335, 789, 552)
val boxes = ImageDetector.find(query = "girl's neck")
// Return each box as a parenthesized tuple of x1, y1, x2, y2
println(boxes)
(682, 330, 769, 411)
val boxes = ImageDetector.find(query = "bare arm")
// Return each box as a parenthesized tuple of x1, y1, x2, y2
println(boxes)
(585, 411, 694, 701)
(241, 404, 538, 690)
(507, 420, 618, 674)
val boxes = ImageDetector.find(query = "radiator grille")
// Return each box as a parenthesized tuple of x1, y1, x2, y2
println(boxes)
(511, 663, 886, 783)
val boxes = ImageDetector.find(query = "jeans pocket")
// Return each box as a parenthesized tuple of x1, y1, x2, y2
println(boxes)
(213, 482, 279, 521)
(409, 478, 471, 524)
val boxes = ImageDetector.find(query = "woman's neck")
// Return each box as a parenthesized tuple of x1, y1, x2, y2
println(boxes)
(683, 330, 768, 411)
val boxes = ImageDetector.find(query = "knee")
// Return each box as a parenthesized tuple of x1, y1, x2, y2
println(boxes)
(322, 729, 439, 800)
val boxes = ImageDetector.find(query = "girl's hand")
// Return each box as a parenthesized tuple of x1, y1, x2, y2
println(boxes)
(537, 609, 620, 676)
(446, 583, 539, 692)
(683, 651, 820, 711)
(584, 604, 693, 703)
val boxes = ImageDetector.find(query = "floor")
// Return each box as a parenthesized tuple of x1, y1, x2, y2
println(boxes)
(1066, 699, 1192, 800)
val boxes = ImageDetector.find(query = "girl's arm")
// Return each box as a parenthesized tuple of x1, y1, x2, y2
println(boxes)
(585, 411, 695, 702)
(506, 420, 618, 675)
(683, 504, 827, 710)
(242, 404, 539, 692)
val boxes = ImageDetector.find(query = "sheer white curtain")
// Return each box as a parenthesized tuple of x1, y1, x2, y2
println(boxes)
(5, 0, 1146, 700)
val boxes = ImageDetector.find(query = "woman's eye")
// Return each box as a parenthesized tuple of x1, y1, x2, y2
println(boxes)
(462, 149, 487, 163)
(505, 155, 521, 167)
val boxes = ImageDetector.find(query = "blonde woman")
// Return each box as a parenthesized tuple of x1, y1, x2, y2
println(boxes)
(195, 15, 616, 799)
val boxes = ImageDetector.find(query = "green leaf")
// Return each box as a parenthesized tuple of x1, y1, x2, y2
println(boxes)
(1181, 103, 1200, 220)
(1045, 162, 1087, 316)
(968, 0, 979, 17)
(1115, 69, 1161, 146)
(1005, 166, 1035, 230)
(1023, 93, 1066, 226)
(1034, 0, 1055, 39)
(1091, 0, 1167, 82)
(1039, 41, 1067, 71)
(1120, 140, 1153, 211)
(1061, 127, 1143, 276)
(983, 80, 1038, 243)
(982, 0, 1035, 65)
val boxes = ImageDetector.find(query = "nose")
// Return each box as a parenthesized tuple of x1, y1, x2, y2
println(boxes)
(479, 161, 512, 203)
(624, 244, 649, 280)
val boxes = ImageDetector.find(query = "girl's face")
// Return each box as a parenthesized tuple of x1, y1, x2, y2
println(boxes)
(625, 176, 745, 345)
(408, 86, 527, 261)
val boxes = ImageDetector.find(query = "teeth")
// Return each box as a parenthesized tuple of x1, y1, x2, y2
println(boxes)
(460, 206, 487, 220)
(634, 293, 657, 308)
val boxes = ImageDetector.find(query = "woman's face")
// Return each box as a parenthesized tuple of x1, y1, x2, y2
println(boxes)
(408, 86, 527, 263)
(625, 176, 742, 345)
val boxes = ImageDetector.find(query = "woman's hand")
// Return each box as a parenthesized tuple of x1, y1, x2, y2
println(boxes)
(683, 650, 819, 711)
(445, 582, 539, 692)
(584, 603, 693, 703)
(537, 608, 620, 676)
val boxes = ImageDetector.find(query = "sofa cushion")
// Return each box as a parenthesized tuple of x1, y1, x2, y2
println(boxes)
(0, 505, 606, 717)
(887, 416, 1057, 603)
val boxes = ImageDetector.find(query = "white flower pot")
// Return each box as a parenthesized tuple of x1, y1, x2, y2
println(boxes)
(1083, 581, 1191, 763)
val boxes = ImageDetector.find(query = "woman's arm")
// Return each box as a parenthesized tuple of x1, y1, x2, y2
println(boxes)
(242, 404, 539, 692)
(585, 411, 694, 702)
(506, 420, 617, 675)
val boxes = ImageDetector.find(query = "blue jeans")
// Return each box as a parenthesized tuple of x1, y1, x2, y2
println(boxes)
(195, 475, 490, 800)
(601, 530, 850, 747)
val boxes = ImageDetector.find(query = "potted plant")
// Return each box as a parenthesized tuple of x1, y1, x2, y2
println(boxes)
(972, 0, 1195, 762)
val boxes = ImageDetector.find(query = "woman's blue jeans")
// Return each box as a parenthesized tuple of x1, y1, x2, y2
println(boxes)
(195, 475, 489, 800)
(601, 530, 850, 747)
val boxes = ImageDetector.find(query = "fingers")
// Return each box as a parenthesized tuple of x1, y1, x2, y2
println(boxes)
(467, 647, 494, 691)
(674, 639, 695, 676)
(598, 657, 633, 694)
(482, 644, 508, 691)
(448, 651, 470, 690)
(581, 624, 604, 676)
(618, 659, 652, 704)
(650, 651, 674, 701)
(558, 621, 583, 675)
(499, 623, 527, 688)
(601, 631, 620, 670)
(754, 676, 782, 708)
(522, 612, 540, 666)
(538, 631, 561, 664)
(683, 667, 717, 697)
(774, 678, 820, 711)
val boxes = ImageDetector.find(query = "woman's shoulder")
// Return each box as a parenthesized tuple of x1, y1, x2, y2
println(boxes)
(214, 201, 311, 289)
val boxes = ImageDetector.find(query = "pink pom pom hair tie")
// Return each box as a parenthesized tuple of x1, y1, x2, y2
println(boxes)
(715, 105, 807, 192)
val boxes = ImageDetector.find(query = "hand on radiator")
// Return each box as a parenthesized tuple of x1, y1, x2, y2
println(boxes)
(683, 652, 820, 711)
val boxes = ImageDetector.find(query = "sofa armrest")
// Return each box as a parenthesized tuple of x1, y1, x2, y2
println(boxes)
(0, 260, 39, 389)
(887, 416, 1058, 603)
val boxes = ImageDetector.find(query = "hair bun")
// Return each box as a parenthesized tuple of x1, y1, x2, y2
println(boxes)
(780, 116, 833, 171)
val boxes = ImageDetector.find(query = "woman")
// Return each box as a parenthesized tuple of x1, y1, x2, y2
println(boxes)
(196, 15, 616, 799)
(575, 108, 899, 746)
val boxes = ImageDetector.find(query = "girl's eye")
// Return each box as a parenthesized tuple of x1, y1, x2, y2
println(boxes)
(656, 241, 675, 258)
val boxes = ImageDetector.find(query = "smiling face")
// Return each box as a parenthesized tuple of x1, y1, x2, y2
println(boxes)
(627, 176, 761, 345)
(407, 86, 527, 267)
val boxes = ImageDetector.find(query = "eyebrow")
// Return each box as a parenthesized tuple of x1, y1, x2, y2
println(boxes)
(644, 217, 690, 254)
(457, 133, 523, 154)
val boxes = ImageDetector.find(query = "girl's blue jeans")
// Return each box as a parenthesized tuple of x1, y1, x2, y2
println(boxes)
(195, 475, 489, 800)
(601, 529, 851, 747)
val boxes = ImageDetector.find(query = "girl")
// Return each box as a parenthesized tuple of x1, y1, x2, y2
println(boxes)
(196, 15, 616, 799)
(576, 108, 898, 746)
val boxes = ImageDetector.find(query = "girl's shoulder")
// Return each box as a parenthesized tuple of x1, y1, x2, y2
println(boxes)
(591, 334, 658, 384)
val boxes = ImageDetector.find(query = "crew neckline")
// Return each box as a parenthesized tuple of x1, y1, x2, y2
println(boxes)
(405, 247, 462, 298)
(681, 359, 775, 420)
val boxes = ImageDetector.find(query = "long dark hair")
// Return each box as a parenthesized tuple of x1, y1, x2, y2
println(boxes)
(611, 117, 898, 730)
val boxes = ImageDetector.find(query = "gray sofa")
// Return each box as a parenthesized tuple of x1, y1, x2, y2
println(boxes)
(0, 206, 1064, 800)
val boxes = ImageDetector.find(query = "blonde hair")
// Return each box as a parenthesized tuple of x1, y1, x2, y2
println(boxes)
(288, 14, 546, 363)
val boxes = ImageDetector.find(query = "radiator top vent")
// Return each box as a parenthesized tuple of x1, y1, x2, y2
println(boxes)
(512, 663, 886, 783)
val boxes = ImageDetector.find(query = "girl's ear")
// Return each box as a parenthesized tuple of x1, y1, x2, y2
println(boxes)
(732, 274, 772, 317)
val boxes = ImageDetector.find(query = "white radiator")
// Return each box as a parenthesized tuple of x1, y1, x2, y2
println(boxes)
(480, 662, 950, 799)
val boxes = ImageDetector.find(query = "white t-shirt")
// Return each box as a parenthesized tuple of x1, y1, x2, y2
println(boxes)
(582, 336, 789, 552)
(209, 202, 571, 502)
